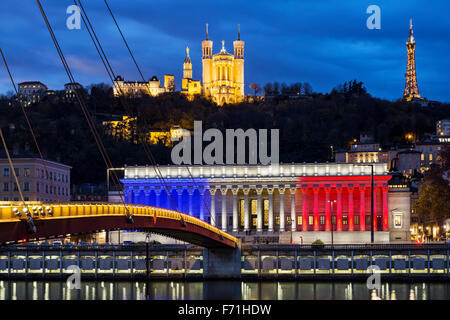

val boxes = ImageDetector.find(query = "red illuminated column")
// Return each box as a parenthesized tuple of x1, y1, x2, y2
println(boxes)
(302, 188, 308, 232)
(359, 187, 366, 231)
(373, 187, 377, 231)
(336, 187, 343, 231)
(348, 187, 354, 231)
(325, 187, 331, 231)
(382, 186, 389, 231)
(313, 188, 319, 231)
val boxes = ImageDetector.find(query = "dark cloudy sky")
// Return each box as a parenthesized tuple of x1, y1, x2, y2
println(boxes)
(0, 0, 449, 101)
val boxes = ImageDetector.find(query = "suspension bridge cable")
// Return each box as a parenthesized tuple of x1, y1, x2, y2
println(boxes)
(102, 0, 216, 225)
(0, 48, 60, 203)
(35, 0, 132, 222)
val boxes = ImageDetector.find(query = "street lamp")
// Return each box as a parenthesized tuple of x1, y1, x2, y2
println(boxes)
(329, 200, 337, 246)
(355, 164, 375, 244)
(145, 233, 151, 279)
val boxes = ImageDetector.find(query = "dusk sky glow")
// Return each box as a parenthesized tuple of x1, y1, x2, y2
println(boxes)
(1, 0, 449, 101)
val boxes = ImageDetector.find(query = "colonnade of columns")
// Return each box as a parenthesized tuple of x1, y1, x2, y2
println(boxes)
(123, 184, 390, 233)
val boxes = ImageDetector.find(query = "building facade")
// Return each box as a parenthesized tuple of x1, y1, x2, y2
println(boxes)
(202, 25, 245, 105)
(0, 158, 71, 202)
(117, 163, 411, 244)
(181, 47, 202, 99)
(17, 81, 48, 106)
(113, 75, 174, 97)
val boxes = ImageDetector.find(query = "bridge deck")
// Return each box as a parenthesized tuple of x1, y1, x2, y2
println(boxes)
(0, 202, 237, 248)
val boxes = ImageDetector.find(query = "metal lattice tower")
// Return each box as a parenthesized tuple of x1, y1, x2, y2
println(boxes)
(403, 19, 422, 101)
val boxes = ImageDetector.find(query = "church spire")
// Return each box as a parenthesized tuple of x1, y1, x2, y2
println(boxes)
(206, 23, 209, 40)
(238, 24, 240, 40)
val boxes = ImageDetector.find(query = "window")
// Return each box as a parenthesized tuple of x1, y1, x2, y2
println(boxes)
(297, 216, 303, 226)
(14, 168, 19, 177)
(3, 197, 8, 201)
(36, 183, 40, 192)
(332, 216, 337, 226)
(45, 185, 48, 194)
(3, 168, 9, 177)
(308, 216, 313, 225)
(13, 197, 19, 201)
(24, 168, 30, 177)
(3, 183, 9, 192)
(354, 215, 360, 225)
(320, 215, 325, 225)
(343, 216, 348, 225)
(394, 214, 402, 228)
(366, 215, 371, 224)
(13, 182, 18, 191)
(24, 182, 30, 192)
(275, 216, 280, 225)
(24, 197, 29, 201)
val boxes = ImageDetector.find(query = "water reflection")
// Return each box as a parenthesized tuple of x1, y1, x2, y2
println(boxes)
(0, 280, 448, 300)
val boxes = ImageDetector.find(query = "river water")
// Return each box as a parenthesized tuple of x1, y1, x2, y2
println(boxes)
(0, 280, 449, 300)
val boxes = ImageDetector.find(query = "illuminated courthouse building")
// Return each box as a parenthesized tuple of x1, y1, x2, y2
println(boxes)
(201, 24, 245, 105)
(117, 163, 411, 244)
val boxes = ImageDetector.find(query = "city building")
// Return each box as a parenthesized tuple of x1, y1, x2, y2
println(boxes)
(436, 119, 450, 143)
(335, 134, 387, 164)
(414, 141, 444, 169)
(113, 162, 411, 244)
(181, 47, 202, 99)
(395, 150, 422, 176)
(63, 82, 82, 102)
(201, 24, 245, 105)
(0, 157, 71, 202)
(17, 81, 48, 106)
(112, 75, 175, 97)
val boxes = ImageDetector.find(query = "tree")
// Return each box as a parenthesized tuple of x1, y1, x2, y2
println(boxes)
(249, 83, 261, 97)
(263, 83, 273, 95)
(413, 146, 450, 224)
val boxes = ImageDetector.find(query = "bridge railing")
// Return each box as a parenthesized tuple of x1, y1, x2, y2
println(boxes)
(0, 202, 237, 245)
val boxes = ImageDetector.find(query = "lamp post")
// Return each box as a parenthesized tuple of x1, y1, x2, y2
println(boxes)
(329, 200, 336, 246)
(145, 233, 150, 279)
(355, 164, 374, 244)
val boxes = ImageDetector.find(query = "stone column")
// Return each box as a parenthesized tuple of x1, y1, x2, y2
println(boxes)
(348, 187, 354, 231)
(336, 187, 343, 231)
(199, 188, 206, 221)
(279, 188, 285, 232)
(313, 187, 320, 231)
(177, 187, 184, 212)
(144, 190, 151, 206)
(232, 189, 238, 233)
(210, 188, 216, 227)
(291, 188, 297, 232)
(360, 187, 366, 231)
(325, 187, 331, 231)
(187, 188, 194, 217)
(256, 188, 263, 233)
(382, 186, 389, 231)
(268, 188, 274, 232)
(373, 187, 378, 231)
(301, 188, 308, 232)
(221, 189, 227, 232)
(155, 188, 161, 208)
(243, 189, 250, 232)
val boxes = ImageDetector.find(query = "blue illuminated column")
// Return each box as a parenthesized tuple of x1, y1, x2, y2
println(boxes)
(232, 188, 238, 232)
(188, 187, 194, 216)
(279, 187, 285, 232)
(144, 190, 151, 206)
(155, 188, 161, 207)
(221, 188, 227, 232)
(176, 187, 183, 212)
(200, 188, 206, 221)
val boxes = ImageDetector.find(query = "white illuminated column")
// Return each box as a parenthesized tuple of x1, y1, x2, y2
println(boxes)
(199, 188, 206, 221)
(291, 188, 297, 232)
(279, 188, 285, 232)
(210, 188, 216, 227)
(232, 189, 238, 233)
(257, 188, 263, 233)
(268, 188, 274, 232)
(244, 189, 250, 232)
(221, 189, 227, 231)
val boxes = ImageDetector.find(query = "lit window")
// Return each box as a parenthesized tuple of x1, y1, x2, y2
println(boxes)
(24, 168, 30, 177)
(354, 215, 360, 225)
(297, 216, 303, 226)
(308, 216, 313, 225)
(343, 216, 348, 225)
(320, 216, 325, 225)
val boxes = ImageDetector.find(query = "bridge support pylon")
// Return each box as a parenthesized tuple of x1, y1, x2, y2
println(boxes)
(202, 247, 241, 279)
